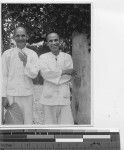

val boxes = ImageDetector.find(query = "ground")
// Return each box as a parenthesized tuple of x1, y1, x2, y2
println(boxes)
(33, 85, 44, 124)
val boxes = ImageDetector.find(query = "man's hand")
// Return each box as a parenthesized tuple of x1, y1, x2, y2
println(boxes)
(18, 51, 27, 66)
(2, 97, 10, 109)
(62, 69, 77, 77)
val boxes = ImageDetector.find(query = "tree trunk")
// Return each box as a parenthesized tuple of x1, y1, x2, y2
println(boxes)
(72, 32, 91, 124)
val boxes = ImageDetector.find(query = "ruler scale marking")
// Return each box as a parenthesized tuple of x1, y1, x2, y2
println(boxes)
(0, 129, 120, 150)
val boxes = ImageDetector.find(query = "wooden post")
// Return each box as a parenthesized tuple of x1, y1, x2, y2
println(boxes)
(72, 32, 91, 124)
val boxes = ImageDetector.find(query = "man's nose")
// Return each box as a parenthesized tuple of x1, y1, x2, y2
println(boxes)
(19, 36, 23, 40)
(52, 40, 56, 44)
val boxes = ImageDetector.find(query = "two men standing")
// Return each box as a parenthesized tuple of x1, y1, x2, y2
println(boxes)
(2, 27, 75, 125)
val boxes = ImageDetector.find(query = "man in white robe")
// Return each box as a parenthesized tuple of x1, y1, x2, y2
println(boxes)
(39, 32, 76, 124)
(2, 26, 39, 124)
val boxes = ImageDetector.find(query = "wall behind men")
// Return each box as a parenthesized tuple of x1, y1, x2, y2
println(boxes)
(93, 0, 124, 149)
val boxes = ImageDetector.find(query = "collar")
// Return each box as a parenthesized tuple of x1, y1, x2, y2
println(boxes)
(50, 50, 62, 58)
(16, 46, 27, 52)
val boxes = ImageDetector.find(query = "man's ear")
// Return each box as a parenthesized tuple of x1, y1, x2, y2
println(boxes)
(26, 35, 29, 41)
(12, 34, 15, 40)
(47, 41, 49, 46)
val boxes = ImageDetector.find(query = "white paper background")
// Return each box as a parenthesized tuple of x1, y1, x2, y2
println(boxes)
(93, 0, 124, 149)
(0, 0, 124, 149)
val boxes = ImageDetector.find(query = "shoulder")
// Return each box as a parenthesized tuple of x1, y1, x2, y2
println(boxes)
(39, 52, 51, 66)
(60, 51, 72, 59)
(25, 47, 36, 54)
(25, 48, 38, 57)
(2, 48, 14, 57)
(39, 52, 51, 59)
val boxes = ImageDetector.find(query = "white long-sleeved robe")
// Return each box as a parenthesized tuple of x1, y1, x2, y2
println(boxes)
(39, 51, 73, 106)
(2, 47, 39, 97)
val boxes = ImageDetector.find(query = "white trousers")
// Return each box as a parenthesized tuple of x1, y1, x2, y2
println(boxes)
(43, 105, 74, 125)
(7, 95, 33, 125)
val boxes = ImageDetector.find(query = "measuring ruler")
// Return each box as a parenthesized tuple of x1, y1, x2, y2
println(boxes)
(0, 129, 120, 150)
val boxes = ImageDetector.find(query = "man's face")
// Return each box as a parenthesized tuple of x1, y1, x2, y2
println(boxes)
(47, 33, 60, 54)
(14, 27, 27, 48)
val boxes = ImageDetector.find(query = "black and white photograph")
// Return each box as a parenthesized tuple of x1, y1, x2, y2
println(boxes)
(1, 3, 91, 125)
(1, 0, 124, 149)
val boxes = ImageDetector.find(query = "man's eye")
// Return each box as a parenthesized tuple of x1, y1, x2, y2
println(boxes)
(49, 40, 52, 43)
(15, 35, 26, 38)
(15, 35, 20, 38)
(22, 35, 26, 38)
(54, 39, 58, 42)
(49, 39, 58, 43)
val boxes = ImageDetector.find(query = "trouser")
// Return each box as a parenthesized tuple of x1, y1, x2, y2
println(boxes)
(43, 105, 74, 125)
(7, 95, 33, 124)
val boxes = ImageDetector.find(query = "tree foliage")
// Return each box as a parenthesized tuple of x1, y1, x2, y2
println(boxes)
(2, 4, 91, 53)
